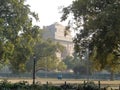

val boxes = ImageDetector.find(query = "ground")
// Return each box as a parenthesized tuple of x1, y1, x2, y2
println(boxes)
(1, 78, 119, 85)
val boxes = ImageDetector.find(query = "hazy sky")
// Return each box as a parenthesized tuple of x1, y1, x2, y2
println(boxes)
(26, 0, 73, 28)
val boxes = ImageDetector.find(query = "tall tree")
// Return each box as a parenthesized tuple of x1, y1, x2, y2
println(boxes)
(61, 0, 120, 73)
(0, 0, 40, 73)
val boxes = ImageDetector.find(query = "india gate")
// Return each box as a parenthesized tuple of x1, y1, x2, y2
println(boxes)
(42, 22, 74, 60)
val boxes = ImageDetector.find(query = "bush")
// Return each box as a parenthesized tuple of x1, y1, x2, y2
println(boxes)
(0, 79, 99, 90)
(0, 79, 61, 90)
(83, 81, 99, 90)
(0, 79, 13, 89)
(60, 81, 99, 90)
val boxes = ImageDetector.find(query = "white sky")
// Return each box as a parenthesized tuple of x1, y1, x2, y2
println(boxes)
(26, 0, 73, 28)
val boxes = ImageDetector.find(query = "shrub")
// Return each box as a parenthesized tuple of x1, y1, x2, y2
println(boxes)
(83, 81, 99, 90)
(0, 79, 100, 90)
(60, 81, 99, 90)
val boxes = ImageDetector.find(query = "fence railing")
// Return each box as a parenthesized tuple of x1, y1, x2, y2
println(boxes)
(0, 79, 120, 90)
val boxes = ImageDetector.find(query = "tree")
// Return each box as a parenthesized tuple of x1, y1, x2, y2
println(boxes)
(73, 65, 87, 75)
(63, 53, 89, 74)
(63, 54, 80, 69)
(26, 38, 66, 72)
(63, 56, 75, 69)
(0, 0, 40, 73)
(57, 61, 67, 71)
(61, 0, 120, 74)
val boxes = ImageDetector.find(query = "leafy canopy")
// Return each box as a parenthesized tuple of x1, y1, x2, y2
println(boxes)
(0, 0, 40, 73)
(61, 0, 120, 71)
(26, 38, 66, 72)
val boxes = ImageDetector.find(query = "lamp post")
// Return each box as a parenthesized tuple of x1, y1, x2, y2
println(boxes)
(86, 43, 90, 81)
(33, 55, 36, 85)
(86, 46, 89, 81)
(83, 40, 90, 82)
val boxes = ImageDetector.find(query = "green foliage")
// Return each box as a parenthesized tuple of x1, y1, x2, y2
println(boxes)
(0, 0, 40, 72)
(63, 53, 88, 74)
(0, 79, 102, 90)
(63, 56, 75, 69)
(65, 52, 83, 66)
(83, 81, 99, 90)
(60, 81, 99, 90)
(36, 56, 58, 71)
(57, 61, 67, 71)
(0, 79, 61, 90)
(26, 39, 66, 72)
(73, 65, 87, 74)
(61, 0, 120, 72)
